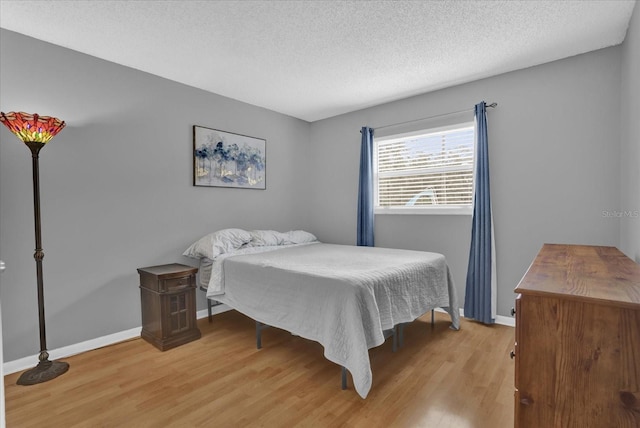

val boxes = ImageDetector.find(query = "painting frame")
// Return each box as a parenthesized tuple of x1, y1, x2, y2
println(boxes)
(193, 125, 266, 190)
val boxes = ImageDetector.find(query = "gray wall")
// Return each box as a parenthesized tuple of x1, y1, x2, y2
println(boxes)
(621, 4, 640, 262)
(1, 20, 636, 362)
(0, 30, 310, 361)
(306, 47, 623, 318)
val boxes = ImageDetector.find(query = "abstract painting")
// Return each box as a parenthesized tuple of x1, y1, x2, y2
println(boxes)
(193, 125, 266, 189)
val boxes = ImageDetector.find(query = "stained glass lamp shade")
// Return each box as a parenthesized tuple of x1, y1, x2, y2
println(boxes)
(0, 111, 69, 385)
(0, 111, 65, 143)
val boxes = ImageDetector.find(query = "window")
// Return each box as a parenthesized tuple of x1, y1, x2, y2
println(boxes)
(374, 122, 475, 215)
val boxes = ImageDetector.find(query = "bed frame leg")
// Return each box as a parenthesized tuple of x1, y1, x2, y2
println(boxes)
(341, 366, 347, 390)
(398, 323, 405, 348)
(392, 326, 398, 353)
(431, 309, 435, 328)
(207, 299, 213, 323)
(256, 321, 262, 349)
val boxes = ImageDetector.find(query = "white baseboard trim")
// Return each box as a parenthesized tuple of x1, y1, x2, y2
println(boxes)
(433, 307, 515, 327)
(3, 327, 142, 376)
(3, 304, 233, 376)
(495, 315, 516, 327)
(4, 304, 510, 375)
(201, 304, 515, 327)
(196, 303, 232, 319)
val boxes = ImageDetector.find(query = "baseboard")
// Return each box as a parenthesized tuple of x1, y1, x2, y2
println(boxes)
(494, 314, 516, 327)
(4, 304, 510, 375)
(3, 304, 233, 376)
(196, 302, 232, 319)
(433, 307, 515, 327)
(3, 327, 142, 375)
(200, 305, 514, 327)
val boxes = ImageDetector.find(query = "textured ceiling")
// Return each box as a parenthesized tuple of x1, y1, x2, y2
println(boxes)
(0, 0, 636, 122)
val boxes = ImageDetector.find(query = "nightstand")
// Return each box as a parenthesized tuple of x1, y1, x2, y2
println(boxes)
(137, 263, 201, 351)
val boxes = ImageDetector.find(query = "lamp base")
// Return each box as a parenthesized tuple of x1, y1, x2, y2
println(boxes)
(17, 359, 69, 385)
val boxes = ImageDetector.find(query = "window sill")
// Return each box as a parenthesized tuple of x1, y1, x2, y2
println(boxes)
(375, 206, 473, 215)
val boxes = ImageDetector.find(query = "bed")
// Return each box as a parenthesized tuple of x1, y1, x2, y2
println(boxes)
(183, 228, 460, 399)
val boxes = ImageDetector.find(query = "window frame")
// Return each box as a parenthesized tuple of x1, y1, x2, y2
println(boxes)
(373, 121, 476, 216)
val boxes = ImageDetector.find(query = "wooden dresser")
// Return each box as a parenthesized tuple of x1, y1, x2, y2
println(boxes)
(513, 244, 640, 428)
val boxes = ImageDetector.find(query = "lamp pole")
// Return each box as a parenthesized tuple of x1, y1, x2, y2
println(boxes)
(16, 142, 69, 385)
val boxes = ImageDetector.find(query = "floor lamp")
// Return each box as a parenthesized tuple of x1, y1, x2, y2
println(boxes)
(0, 111, 69, 385)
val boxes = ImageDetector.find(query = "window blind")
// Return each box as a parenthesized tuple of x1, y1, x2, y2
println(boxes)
(376, 125, 475, 208)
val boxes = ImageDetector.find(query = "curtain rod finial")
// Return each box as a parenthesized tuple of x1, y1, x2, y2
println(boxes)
(487, 102, 498, 108)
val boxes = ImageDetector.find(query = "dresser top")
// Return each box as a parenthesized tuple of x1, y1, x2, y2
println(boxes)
(515, 244, 640, 309)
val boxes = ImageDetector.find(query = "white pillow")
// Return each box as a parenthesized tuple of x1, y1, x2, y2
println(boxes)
(183, 228, 251, 259)
(248, 230, 287, 247)
(283, 230, 318, 244)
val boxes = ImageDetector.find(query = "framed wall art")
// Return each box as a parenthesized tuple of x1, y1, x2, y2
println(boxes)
(193, 125, 266, 189)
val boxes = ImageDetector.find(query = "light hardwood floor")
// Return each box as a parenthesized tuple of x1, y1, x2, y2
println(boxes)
(5, 310, 515, 427)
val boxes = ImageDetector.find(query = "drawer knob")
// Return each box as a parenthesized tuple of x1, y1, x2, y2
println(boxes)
(510, 350, 516, 359)
(520, 397, 533, 406)
(510, 307, 516, 316)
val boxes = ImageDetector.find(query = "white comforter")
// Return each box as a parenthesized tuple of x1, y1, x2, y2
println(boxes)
(208, 243, 460, 399)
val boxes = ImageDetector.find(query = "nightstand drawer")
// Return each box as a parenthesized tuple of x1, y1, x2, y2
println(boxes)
(162, 276, 193, 292)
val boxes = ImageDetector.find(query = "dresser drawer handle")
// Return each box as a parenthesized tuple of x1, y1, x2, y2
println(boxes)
(520, 397, 533, 406)
(510, 350, 516, 359)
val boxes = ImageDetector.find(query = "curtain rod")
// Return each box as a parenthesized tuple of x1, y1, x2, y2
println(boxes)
(373, 102, 497, 131)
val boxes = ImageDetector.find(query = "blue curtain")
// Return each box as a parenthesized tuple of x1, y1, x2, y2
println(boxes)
(357, 127, 375, 246)
(464, 102, 496, 324)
